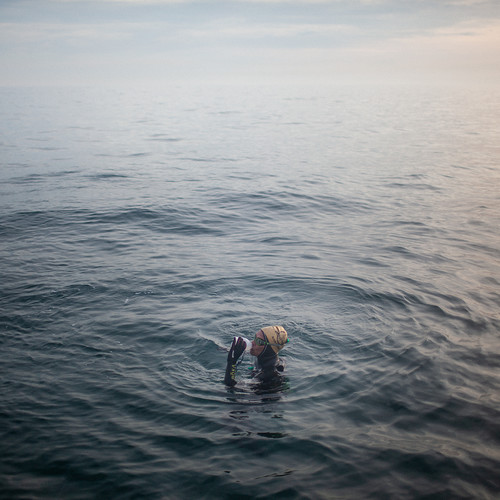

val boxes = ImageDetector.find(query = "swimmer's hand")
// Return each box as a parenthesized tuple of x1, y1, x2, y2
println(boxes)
(227, 337, 246, 363)
(224, 337, 246, 386)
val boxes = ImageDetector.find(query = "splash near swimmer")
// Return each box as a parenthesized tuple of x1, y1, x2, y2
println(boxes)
(224, 326, 289, 387)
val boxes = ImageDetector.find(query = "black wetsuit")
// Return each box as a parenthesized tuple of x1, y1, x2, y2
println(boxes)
(253, 344, 285, 383)
(224, 337, 284, 387)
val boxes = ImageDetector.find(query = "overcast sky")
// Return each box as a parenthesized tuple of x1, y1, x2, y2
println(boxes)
(1, 0, 499, 87)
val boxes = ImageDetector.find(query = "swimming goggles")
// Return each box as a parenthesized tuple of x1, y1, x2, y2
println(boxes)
(253, 336, 289, 347)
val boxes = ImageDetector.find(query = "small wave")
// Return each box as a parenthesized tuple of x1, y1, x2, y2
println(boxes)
(147, 135, 183, 142)
(386, 182, 442, 191)
(127, 152, 151, 157)
(86, 173, 130, 180)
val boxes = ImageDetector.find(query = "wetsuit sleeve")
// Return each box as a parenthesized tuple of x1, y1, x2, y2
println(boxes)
(224, 337, 247, 386)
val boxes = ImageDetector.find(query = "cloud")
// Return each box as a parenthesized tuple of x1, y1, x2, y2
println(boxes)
(0, 22, 133, 44)
(1, 0, 499, 86)
(183, 22, 362, 41)
(446, 0, 489, 5)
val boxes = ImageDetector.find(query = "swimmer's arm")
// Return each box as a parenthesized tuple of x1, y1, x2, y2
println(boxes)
(224, 337, 249, 386)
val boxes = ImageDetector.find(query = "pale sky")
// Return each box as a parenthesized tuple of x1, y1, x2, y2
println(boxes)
(1, 0, 499, 87)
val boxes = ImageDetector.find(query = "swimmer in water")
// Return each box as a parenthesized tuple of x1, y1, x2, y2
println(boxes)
(224, 326, 288, 387)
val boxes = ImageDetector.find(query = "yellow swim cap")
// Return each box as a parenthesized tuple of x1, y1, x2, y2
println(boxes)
(260, 326, 288, 354)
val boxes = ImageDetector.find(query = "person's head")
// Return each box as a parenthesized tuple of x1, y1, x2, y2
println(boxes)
(250, 326, 288, 358)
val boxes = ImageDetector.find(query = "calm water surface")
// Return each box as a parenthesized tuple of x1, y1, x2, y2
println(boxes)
(1, 84, 499, 499)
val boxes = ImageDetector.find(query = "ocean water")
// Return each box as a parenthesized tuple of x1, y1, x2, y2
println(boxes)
(1, 84, 499, 499)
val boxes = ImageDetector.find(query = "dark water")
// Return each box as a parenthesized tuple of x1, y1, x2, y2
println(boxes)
(1, 84, 499, 499)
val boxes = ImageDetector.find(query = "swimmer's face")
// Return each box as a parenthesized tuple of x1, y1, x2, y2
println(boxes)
(250, 330, 266, 357)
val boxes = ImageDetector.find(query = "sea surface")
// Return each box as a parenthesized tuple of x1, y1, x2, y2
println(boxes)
(1, 84, 499, 499)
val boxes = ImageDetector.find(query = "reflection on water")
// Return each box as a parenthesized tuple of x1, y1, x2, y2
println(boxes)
(225, 377, 290, 443)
